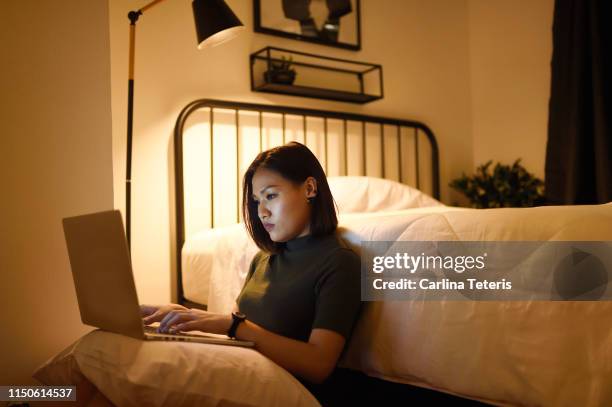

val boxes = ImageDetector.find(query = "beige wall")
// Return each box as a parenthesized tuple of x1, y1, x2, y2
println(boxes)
(108, 0, 552, 303)
(0, 0, 114, 385)
(109, 0, 474, 303)
(0, 0, 552, 385)
(468, 0, 554, 179)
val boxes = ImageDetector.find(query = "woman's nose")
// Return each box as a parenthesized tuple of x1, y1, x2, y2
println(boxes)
(258, 202, 270, 218)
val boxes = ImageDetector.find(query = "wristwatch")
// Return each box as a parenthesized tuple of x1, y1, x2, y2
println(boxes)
(227, 311, 247, 339)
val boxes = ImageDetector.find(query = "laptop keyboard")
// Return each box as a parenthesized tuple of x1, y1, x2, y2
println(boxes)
(144, 324, 236, 341)
(144, 325, 186, 336)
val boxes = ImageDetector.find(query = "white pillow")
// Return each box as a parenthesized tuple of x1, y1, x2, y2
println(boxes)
(327, 176, 443, 213)
(33, 329, 320, 407)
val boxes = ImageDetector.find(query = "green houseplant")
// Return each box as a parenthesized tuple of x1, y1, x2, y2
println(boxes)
(264, 55, 296, 85)
(449, 159, 545, 208)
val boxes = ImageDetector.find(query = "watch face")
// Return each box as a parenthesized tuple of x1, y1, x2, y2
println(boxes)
(234, 311, 246, 319)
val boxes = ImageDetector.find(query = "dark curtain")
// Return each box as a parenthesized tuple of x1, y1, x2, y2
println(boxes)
(545, 0, 612, 204)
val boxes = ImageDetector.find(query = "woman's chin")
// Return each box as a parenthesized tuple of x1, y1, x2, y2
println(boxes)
(268, 231, 285, 242)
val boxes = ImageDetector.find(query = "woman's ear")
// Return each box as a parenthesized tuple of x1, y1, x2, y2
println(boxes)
(305, 176, 318, 198)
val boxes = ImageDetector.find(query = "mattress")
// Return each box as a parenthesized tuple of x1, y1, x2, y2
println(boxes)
(182, 202, 612, 406)
(181, 205, 465, 309)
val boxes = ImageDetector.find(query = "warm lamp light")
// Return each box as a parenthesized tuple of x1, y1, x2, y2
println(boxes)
(125, 0, 243, 251)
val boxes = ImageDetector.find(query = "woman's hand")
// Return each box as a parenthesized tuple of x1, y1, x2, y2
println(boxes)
(158, 308, 232, 336)
(140, 303, 188, 325)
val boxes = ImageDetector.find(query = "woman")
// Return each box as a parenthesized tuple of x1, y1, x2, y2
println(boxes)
(141, 141, 363, 404)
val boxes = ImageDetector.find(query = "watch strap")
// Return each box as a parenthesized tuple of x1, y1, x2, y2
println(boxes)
(227, 312, 245, 338)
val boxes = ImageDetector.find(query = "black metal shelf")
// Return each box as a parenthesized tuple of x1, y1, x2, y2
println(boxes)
(253, 82, 380, 103)
(250, 47, 383, 104)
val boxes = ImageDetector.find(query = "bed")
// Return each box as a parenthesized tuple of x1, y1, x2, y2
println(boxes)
(35, 99, 612, 407)
(173, 99, 441, 311)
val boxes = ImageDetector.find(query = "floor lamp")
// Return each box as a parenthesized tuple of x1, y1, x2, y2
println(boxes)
(125, 0, 243, 251)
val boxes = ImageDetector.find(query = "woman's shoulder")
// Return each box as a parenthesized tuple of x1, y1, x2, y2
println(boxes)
(319, 238, 360, 275)
(326, 247, 360, 268)
(246, 251, 270, 276)
(314, 242, 361, 295)
(328, 233, 360, 259)
(250, 250, 271, 266)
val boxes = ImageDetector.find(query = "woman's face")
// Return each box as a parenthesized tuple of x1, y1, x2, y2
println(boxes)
(251, 167, 316, 242)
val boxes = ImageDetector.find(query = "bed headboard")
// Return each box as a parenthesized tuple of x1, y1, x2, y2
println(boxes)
(173, 99, 439, 307)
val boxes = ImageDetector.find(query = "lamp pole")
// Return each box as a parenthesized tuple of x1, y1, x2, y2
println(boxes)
(124, 0, 243, 252)
(126, 0, 165, 252)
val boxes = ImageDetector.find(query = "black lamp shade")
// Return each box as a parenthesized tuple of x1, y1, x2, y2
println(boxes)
(193, 0, 244, 49)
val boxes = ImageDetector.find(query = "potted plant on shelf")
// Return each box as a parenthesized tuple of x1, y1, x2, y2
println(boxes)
(449, 158, 545, 208)
(264, 55, 297, 85)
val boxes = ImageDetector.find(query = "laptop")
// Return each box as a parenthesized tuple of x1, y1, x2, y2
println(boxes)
(62, 209, 255, 348)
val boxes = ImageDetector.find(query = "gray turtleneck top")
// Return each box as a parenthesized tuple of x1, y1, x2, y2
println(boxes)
(235, 232, 362, 345)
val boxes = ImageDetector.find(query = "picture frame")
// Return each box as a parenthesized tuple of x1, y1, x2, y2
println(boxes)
(253, 0, 361, 51)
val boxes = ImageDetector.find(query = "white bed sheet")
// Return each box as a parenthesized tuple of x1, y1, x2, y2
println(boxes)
(182, 202, 612, 406)
(338, 202, 612, 407)
(181, 205, 465, 310)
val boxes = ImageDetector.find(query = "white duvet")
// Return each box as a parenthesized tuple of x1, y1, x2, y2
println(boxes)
(183, 202, 612, 406)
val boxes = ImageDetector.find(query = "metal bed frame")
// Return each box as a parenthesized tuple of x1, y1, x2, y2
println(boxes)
(173, 99, 440, 308)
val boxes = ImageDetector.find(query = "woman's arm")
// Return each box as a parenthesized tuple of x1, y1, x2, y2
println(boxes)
(232, 302, 344, 384)
(155, 307, 345, 384)
(235, 320, 345, 384)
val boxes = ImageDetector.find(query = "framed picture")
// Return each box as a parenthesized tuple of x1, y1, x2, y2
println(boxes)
(254, 0, 361, 51)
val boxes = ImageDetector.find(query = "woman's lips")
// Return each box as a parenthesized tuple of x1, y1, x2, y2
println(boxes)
(264, 223, 275, 231)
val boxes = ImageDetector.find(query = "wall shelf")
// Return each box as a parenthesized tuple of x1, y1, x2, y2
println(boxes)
(250, 47, 383, 104)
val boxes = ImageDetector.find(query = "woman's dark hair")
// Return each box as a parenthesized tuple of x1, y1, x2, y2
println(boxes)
(242, 141, 338, 253)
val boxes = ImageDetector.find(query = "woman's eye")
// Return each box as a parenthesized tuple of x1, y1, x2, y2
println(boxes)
(252, 194, 276, 205)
